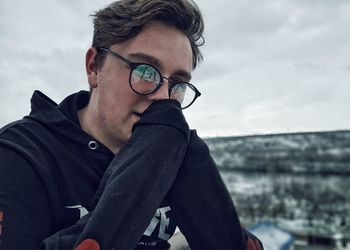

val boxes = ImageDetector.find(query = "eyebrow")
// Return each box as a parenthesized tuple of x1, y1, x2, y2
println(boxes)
(128, 52, 192, 82)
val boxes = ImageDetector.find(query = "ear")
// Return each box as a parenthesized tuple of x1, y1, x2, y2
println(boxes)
(85, 47, 98, 89)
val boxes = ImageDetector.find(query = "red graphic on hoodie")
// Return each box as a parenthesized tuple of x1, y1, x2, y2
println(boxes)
(0, 211, 3, 238)
(247, 237, 263, 250)
(75, 239, 100, 250)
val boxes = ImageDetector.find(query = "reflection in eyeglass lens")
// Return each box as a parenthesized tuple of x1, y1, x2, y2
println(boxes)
(171, 84, 188, 104)
(131, 65, 160, 94)
(133, 65, 158, 82)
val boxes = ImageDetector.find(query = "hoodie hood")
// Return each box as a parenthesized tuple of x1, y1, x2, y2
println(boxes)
(27, 90, 112, 155)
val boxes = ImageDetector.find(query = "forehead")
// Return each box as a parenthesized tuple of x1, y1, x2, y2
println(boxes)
(111, 22, 193, 73)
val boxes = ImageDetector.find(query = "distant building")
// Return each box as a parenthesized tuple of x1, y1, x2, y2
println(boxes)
(249, 221, 294, 250)
(333, 224, 350, 250)
(277, 219, 350, 250)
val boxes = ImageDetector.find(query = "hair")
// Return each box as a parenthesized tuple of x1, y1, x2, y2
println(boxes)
(91, 0, 205, 70)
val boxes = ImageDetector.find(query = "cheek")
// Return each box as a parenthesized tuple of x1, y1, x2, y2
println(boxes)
(99, 90, 139, 123)
(96, 74, 144, 122)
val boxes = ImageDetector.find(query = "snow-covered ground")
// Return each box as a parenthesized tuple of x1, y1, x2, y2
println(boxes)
(205, 130, 350, 237)
(220, 170, 350, 241)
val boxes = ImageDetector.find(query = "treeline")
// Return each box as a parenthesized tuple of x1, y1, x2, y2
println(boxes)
(205, 130, 350, 174)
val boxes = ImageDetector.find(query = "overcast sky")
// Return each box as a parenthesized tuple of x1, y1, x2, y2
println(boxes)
(0, 0, 349, 137)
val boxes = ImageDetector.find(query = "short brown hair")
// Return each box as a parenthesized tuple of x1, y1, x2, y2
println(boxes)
(91, 0, 204, 69)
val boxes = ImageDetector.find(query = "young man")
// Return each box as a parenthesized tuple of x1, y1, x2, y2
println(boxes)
(0, 0, 263, 249)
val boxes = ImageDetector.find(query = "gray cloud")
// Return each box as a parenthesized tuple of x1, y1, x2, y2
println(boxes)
(1, 0, 349, 136)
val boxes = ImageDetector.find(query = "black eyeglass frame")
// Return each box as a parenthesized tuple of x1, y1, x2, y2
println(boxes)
(95, 47, 201, 109)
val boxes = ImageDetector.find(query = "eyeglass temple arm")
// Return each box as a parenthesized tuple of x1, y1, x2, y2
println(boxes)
(96, 47, 133, 66)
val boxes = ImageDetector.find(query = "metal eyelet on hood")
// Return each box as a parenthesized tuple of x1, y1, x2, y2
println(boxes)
(88, 141, 99, 150)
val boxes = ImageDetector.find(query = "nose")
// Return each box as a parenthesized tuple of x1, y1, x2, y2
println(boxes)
(148, 77, 170, 101)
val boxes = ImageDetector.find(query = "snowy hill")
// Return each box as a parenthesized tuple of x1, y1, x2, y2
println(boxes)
(204, 130, 350, 240)
(205, 130, 350, 174)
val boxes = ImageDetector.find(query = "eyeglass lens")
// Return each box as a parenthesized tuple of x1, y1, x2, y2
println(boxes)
(130, 64, 196, 108)
(170, 83, 196, 109)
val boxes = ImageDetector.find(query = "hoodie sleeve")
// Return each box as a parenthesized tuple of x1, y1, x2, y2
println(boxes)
(42, 99, 190, 250)
(168, 130, 247, 250)
(0, 147, 52, 250)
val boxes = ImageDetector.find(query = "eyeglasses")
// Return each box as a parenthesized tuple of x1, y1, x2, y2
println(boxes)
(96, 47, 201, 109)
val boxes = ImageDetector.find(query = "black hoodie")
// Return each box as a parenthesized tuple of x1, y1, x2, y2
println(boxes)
(0, 90, 255, 250)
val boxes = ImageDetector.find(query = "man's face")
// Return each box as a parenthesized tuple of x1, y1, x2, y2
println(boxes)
(86, 22, 193, 152)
